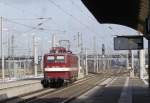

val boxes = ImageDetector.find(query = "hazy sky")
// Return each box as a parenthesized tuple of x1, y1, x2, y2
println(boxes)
(0, 0, 143, 56)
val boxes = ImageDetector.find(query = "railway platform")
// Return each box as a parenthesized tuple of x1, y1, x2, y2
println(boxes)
(0, 76, 43, 101)
(71, 77, 150, 103)
(0, 71, 149, 103)
(0, 73, 87, 102)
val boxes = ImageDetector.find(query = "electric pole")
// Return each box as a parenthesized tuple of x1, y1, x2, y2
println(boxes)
(8, 36, 11, 78)
(52, 34, 56, 47)
(33, 36, 38, 76)
(77, 32, 81, 74)
(93, 36, 96, 73)
(96, 50, 99, 73)
(1, 16, 5, 80)
(102, 44, 105, 71)
(11, 35, 15, 77)
(85, 48, 88, 75)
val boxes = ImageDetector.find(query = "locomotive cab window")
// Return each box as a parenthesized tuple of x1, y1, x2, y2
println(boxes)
(56, 56, 65, 62)
(47, 56, 55, 63)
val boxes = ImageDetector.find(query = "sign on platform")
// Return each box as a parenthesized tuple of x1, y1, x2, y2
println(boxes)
(114, 36, 143, 50)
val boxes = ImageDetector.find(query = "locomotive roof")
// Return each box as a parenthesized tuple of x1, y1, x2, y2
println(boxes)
(51, 47, 66, 51)
(46, 47, 75, 55)
(45, 52, 75, 55)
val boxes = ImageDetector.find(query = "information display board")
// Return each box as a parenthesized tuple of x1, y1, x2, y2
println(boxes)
(114, 36, 143, 50)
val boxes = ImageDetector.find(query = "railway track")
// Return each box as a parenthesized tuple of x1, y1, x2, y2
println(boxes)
(3, 73, 98, 103)
(23, 76, 107, 103)
(18, 74, 113, 103)
(4, 70, 125, 103)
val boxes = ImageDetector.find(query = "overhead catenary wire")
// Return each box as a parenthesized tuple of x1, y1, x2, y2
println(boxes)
(4, 17, 52, 29)
(5, 17, 52, 20)
(0, 2, 67, 33)
(47, 0, 104, 38)
(70, 0, 102, 37)
(70, 0, 97, 22)
(5, 18, 41, 30)
(1, 0, 106, 41)
(2, 1, 104, 38)
(3, 17, 65, 34)
(0, 1, 39, 17)
(0, 2, 64, 33)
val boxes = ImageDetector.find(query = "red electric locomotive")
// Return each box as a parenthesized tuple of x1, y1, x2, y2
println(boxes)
(41, 47, 78, 87)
